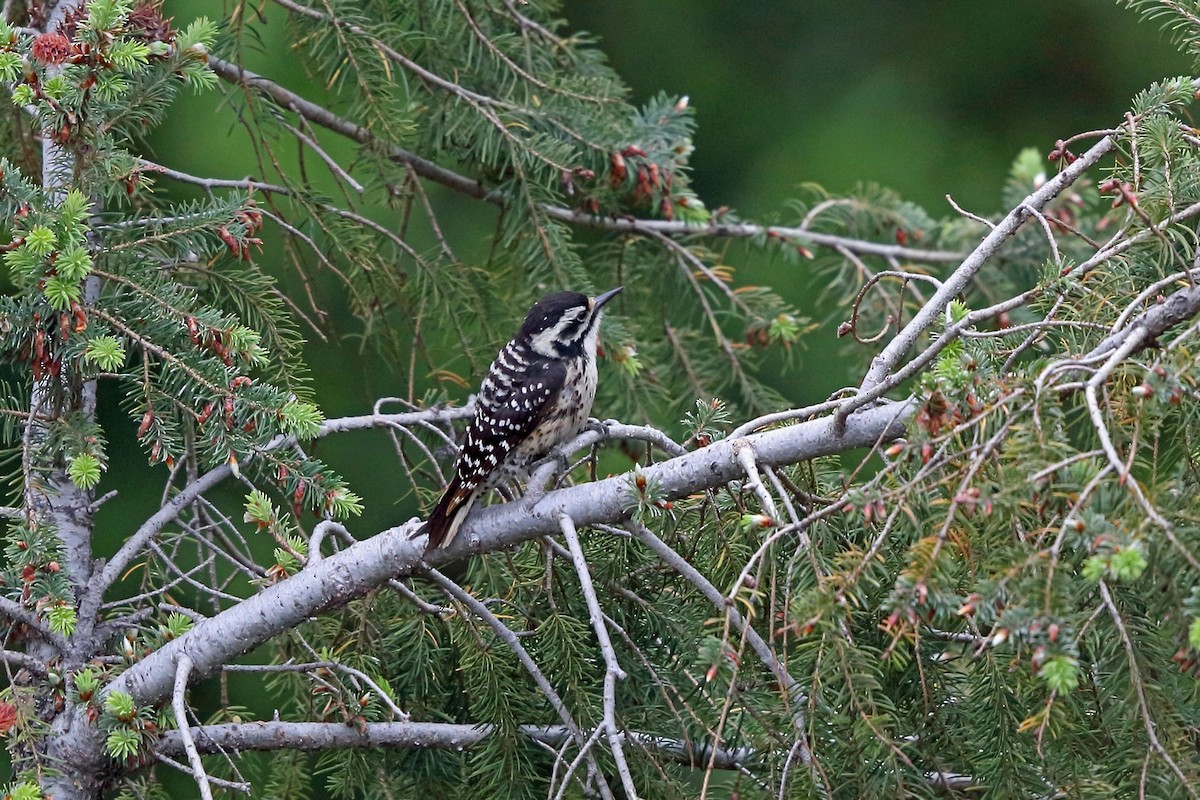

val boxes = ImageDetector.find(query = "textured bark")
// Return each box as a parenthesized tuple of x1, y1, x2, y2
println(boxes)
(25, 2, 105, 798)
(24, 1, 96, 606)
(1089, 280, 1200, 359)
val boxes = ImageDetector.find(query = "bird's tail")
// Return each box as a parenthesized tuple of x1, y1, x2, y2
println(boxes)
(417, 477, 480, 552)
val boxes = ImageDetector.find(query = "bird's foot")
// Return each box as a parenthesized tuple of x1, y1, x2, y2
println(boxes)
(585, 417, 612, 436)
(521, 447, 573, 508)
(521, 483, 546, 509)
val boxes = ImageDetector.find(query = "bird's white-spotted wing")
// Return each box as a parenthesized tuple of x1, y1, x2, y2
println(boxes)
(456, 350, 567, 491)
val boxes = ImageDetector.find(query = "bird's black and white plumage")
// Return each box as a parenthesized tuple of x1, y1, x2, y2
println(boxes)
(419, 287, 622, 552)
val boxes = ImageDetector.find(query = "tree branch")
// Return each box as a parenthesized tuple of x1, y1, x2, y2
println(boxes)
(44, 396, 896, 787)
(315, 406, 474, 437)
(106, 400, 911, 709)
(155, 720, 753, 770)
(0, 647, 49, 675)
(855, 132, 1118, 396)
(1087, 280, 1200, 359)
(77, 405, 472, 650)
(559, 514, 637, 799)
(172, 655, 215, 800)
(73, 463, 233, 656)
(205, 57, 961, 265)
(0, 595, 68, 652)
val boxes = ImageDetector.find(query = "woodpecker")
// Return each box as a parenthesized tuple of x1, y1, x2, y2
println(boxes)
(419, 287, 623, 552)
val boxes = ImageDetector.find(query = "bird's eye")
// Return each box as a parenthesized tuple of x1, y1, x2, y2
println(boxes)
(558, 310, 586, 337)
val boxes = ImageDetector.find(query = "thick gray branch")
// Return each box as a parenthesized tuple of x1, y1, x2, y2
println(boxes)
(1088, 281, 1200, 358)
(107, 400, 911, 709)
(156, 720, 752, 770)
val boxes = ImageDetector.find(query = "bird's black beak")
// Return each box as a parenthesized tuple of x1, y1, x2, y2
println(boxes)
(593, 286, 623, 310)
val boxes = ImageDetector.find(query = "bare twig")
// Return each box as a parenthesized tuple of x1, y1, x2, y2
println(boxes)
(945, 194, 995, 228)
(1100, 582, 1199, 796)
(307, 519, 347, 566)
(728, 398, 845, 440)
(151, 752, 251, 794)
(428, 567, 616, 800)
(558, 514, 637, 798)
(224, 661, 409, 720)
(735, 441, 780, 523)
(172, 655, 215, 800)
(622, 520, 817, 772)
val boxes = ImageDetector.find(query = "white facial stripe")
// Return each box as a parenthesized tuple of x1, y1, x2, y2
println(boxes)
(529, 305, 595, 356)
(529, 326, 562, 356)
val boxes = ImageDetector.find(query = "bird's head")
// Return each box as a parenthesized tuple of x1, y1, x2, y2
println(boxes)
(521, 287, 622, 358)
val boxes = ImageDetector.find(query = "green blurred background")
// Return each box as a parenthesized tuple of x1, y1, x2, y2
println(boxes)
(570, 0, 1188, 215)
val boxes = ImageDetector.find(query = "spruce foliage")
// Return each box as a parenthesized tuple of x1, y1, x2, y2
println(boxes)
(4, 1, 1200, 799)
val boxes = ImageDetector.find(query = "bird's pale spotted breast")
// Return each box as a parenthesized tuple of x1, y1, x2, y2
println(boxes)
(512, 350, 596, 460)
